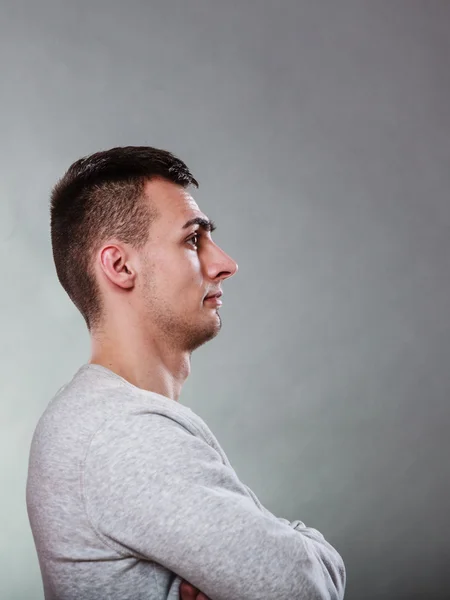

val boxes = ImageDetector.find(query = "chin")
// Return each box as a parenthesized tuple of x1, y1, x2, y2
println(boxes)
(187, 316, 222, 352)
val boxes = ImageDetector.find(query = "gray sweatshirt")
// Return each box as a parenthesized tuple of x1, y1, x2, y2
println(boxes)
(26, 363, 346, 600)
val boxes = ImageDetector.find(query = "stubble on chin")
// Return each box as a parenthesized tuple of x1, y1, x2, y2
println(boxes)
(149, 304, 222, 353)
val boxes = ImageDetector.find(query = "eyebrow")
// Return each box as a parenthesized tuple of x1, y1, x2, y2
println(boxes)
(182, 217, 217, 233)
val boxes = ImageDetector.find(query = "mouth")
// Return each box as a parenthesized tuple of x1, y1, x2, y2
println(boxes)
(204, 291, 223, 306)
(204, 291, 223, 300)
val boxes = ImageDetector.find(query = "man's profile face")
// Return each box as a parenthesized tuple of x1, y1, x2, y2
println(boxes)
(136, 177, 238, 352)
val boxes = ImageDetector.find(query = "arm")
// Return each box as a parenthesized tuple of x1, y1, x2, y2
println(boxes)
(242, 483, 346, 597)
(83, 413, 346, 600)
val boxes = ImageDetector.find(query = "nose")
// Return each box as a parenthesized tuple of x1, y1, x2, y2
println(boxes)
(207, 244, 238, 282)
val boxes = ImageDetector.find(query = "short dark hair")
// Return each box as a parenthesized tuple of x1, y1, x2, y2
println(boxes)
(50, 146, 199, 333)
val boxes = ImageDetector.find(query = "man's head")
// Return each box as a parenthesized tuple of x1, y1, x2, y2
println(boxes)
(50, 146, 238, 353)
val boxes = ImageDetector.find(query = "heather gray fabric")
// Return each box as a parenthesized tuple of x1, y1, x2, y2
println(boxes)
(26, 364, 346, 600)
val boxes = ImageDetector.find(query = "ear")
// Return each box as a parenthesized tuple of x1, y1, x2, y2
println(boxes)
(98, 245, 136, 290)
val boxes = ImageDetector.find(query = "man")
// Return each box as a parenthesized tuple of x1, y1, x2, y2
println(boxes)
(26, 146, 346, 600)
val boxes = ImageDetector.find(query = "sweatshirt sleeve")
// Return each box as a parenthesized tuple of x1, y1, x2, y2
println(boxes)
(83, 412, 346, 600)
(242, 483, 347, 596)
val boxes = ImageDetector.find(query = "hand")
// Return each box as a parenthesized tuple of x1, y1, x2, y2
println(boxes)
(179, 579, 211, 600)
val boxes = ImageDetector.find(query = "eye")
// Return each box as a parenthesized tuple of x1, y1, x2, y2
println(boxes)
(186, 233, 200, 249)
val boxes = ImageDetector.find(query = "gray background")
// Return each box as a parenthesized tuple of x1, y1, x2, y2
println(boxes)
(1, 1, 449, 599)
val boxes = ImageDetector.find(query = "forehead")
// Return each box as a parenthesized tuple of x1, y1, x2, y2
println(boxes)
(144, 177, 203, 223)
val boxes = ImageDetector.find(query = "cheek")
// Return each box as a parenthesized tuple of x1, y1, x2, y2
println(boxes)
(164, 256, 203, 293)
(183, 256, 204, 293)
(149, 248, 203, 295)
(182, 249, 203, 273)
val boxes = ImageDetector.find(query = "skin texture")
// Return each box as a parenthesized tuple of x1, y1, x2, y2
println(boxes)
(179, 580, 210, 600)
(88, 177, 237, 596)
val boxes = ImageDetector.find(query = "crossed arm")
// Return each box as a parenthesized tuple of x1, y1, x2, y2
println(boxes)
(83, 412, 346, 600)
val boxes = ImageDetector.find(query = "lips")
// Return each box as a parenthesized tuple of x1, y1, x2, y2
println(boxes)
(205, 291, 223, 300)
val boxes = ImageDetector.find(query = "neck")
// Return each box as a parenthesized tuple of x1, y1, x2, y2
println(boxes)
(89, 328, 191, 402)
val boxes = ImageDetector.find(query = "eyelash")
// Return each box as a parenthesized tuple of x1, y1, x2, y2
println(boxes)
(186, 233, 201, 248)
